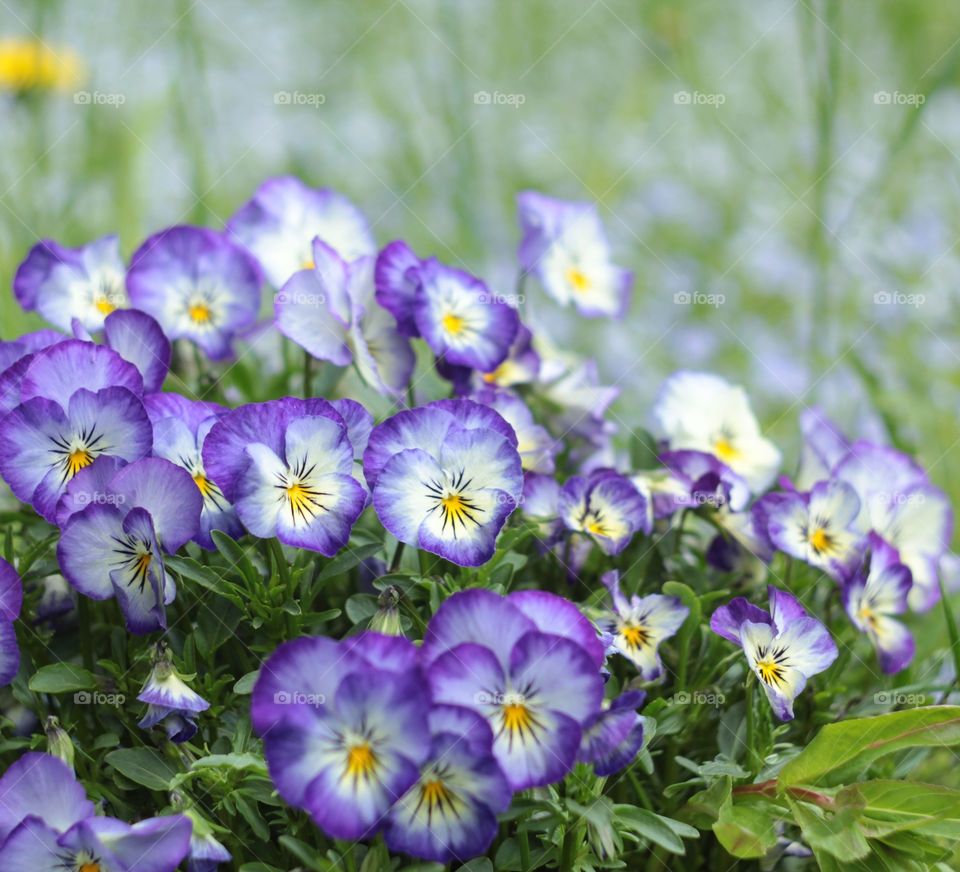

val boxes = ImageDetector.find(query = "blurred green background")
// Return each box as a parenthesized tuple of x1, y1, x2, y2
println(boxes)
(2, 0, 959, 496)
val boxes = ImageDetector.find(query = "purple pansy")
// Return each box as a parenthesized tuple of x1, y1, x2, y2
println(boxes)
(137, 647, 210, 743)
(842, 533, 915, 674)
(658, 450, 751, 513)
(374, 244, 520, 372)
(127, 226, 262, 360)
(472, 386, 556, 473)
(202, 398, 367, 555)
(382, 704, 512, 863)
(599, 571, 688, 680)
(365, 401, 523, 566)
(145, 392, 242, 548)
(578, 690, 647, 776)
(759, 478, 864, 579)
(14, 234, 128, 331)
(89, 309, 172, 394)
(0, 752, 191, 871)
(0, 558, 23, 687)
(423, 590, 604, 790)
(251, 633, 431, 841)
(275, 240, 415, 396)
(710, 587, 838, 721)
(477, 324, 540, 388)
(517, 191, 632, 318)
(227, 175, 375, 288)
(56, 457, 202, 634)
(560, 470, 650, 555)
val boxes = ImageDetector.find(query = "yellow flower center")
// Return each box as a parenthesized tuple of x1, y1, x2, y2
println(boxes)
(755, 658, 786, 688)
(442, 312, 465, 336)
(420, 778, 458, 816)
(66, 448, 94, 478)
(502, 702, 534, 734)
(302, 258, 316, 270)
(858, 605, 877, 628)
(94, 296, 116, 316)
(345, 743, 377, 781)
(79, 863, 101, 872)
(621, 623, 651, 651)
(193, 473, 213, 497)
(714, 438, 740, 463)
(188, 302, 213, 324)
(808, 527, 832, 554)
(566, 267, 591, 293)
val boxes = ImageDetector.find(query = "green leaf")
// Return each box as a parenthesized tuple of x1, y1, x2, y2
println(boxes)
(105, 748, 178, 790)
(345, 593, 378, 624)
(678, 775, 732, 828)
(778, 707, 960, 787)
(192, 753, 267, 774)
(210, 530, 261, 589)
(615, 806, 690, 854)
(857, 780, 960, 838)
(712, 800, 778, 859)
(314, 542, 383, 582)
(939, 580, 960, 700)
(455, 860, 493, 872)
(234, 670, 259, 694)
(787, 797, 870, 861)
(28, 663, 96, 694)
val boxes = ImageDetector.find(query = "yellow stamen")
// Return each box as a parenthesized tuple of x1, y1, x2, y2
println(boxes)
(193, 473, 213, 497)
(808, 527, 832, 554)
(188, 302, 212, 324)
(442, 312, 465, 336)
(714, 438, 739, 463)
(586, 518, 608, 537)
(502, 702, 534, 734)
(566, 267, 591, 293)
(302, 258, 315, 270)
(94, 296, 116, 316)
(858, 605, 877, 628)
(621, 624, 651, 651)
(420, 778, 457, 815)
(79, 864, 101, 872)
(67, 448, 94, 478)
(755, 658, 786, 688)
(286, 483, 312, 514)
(345, 743, 377, 780)
(135, 552, 151, 575)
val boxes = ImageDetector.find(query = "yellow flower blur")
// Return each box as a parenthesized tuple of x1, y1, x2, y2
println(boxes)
(0, 36, 83, 94)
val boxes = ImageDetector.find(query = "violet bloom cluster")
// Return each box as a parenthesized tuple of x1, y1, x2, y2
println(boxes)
(252, 590, 644, 863)
(0, 752, 191, 871)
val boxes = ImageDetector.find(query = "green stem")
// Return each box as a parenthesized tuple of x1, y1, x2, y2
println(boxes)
(560, 823, 579, 871)
(519, 828, 531, 872)
(77, 597, 94, 672)
(389, 540, 405, 572)
(745, 676, 759, 774)
(302, 351, 314, 398)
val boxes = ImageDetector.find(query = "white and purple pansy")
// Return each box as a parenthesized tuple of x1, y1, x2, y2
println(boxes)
(599, 571, 689, 680)
(710, 587, 838, 721)
(184, 810, 232, 872)
(55, 457, 202, 634)
(374, 244, 520, 372)
(275, 239, 415, 397)
(759, 478, 864, 580)
(652, 371, 782, 493)
(251, 633, 431, 841)
(478, 324, 541, 388)
(842, 533, 915, 674)
(382, 704, 512, 863)
(0, 751, 191, 872)
(144, 392, 242, 548)
(423, 589, 605, 790)
(560, 469, 650, 556)
(578, 690, 647, 776)
(658, 449, 751, 513)
(0, 558, 23, 687)
(365, 400, 523, 567)
(0, 341, 152, 522)
(127, 225, 262, 360)
(227, 175, 375, 288)
(472, 386, 557, 474)
(517, 191, 632, 319)
(202, 397, 367, 555)
(137, 646, 210, 743)
(13, 233, 128, 332)
(74, 308, 172, 394)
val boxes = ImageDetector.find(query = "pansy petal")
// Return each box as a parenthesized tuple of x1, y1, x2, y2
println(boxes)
(103, 309, 171, 393)
(508, 590, 604, 667)
(20, 339, 143, 404)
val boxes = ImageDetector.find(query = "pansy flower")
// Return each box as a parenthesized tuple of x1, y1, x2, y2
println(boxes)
(478, 324, 540, 387)
(560, 470, 650, 555)
(227, 175, 375, 288)
(56, 457, 202, 634)
(13, 234, 128, 331)
(710, 587, 838, 721)
(758, 479, 864, 579)
(472, 386, 556, 473)
(0, 558, 23, 687)
(127, 226, 262, 360)
(0, 751, 191, 871)
(137, 646, 210, 743)
(184, 811, 231, 872)
(251, 634, 431, 840)
(842, 533, 915, 674)
(599, 571, 688, 680)
(0, 341, 152, 522)
(652, 371, 781, 493)
(73, 308, 172, 393)
(202, 398, 367, 555)
(383, 704, 512, 863)
(364, 400, 523, 566)
(145, 392, 242, 548)
(517, 191, 632, 318)
(578, 690, 647, 776)
(374, 243, 520, 372)
(275, 240, 415, 396)
(423, 590, 604, 789)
